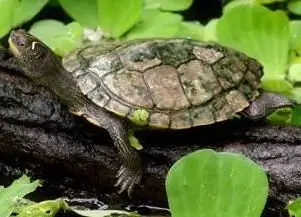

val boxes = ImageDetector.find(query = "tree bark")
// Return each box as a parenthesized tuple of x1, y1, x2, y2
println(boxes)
(0, 67, 300, 215)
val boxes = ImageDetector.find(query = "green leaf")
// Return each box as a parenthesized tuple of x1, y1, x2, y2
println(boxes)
(287, 197, 301, 217)
(144, 0, 193, 11)
(290, 21, 301, 54)
(261, 79, 293, 94)
(166, 149, 268, 217)
(288, 1, 301, 15)
(0, 175, 40, 217)
(291, 105, 301, 126)
(222, 0, 251, 14)
(291, 87, 301, 103)
(98, 0, 143, 38)
(0, 0, 18, 38)
(160, 0, 193, 11)
(58, 0, 98, 27)
(144, 0, 161, 9)
(216, 4, 290, 84)
(29, 19, 83, 56)
(177, 21, 204, 40)
(48, 0, 59, 6)
(253, 0, 287, 3)
(288, 63, 301, 83)
(124, 9, 182, 40)
(203, 19, 218, 42)
(266, 107, 292, 125)
(12, 0, 48, 27)
(16, 199, 67, 217)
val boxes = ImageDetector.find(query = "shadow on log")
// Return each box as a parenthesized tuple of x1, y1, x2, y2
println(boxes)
(0, 67, 300, 215)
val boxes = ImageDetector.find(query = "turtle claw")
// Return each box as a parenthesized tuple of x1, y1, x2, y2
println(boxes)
(115, 164, 142, 197)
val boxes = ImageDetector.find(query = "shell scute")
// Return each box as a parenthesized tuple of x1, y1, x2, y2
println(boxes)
(103, 69, 153, 108)
(212, 56, 245, 90)
(211, 96, 234, 122)
(89, 53, 123, 78)
(144, 65, 190, 110)
(87, 86, 110, 107)
(155, 39, 194, 67)
(105, 99, 131, 117)
(77, 73, 99, 95)
(225, 90, 250, 113)
(190, 106, 215, 126)
(149, 112, 170, 128)
(178, 60, 222, 105)
(193, 45, 224, 64)
(170, 110, 192, 129)
(118, 41, 162, 71)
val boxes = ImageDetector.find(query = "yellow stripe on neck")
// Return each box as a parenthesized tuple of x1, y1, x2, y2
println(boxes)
(8, 37, 21, 57)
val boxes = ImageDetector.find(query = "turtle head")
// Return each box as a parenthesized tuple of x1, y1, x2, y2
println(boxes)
(8, 29, 56, 79)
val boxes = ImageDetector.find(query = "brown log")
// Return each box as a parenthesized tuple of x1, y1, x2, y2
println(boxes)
(0, 67, 300, 215)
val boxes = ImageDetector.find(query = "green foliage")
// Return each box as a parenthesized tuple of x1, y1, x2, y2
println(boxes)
(128, 130, 143, 150)
(29, 20, 83, 56)
(166, 149, 269, 217)
(58, 0, 98, 27)
(287, 197, 301, 217)
(217, 4, 290, 92)
(0, 175, 40, 217)
(145, 0, 193, 11)
(98, 0, 143, 38)
(124, 9, 182, 40)
(128, 109, 150, 126)
(0, 0, 202, 42)
(288, 0, 301, 15)
(0, 175, 135, 217)
(13, 0, 48, 27)
(0, 0, 18, 38)
(211, 1, 301, 125)
(15, 199, 67, 217)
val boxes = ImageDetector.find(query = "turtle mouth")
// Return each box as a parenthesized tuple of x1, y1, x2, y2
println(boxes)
(8, 30, 23, 57)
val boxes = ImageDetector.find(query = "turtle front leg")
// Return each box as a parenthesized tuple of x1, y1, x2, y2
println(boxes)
(74, 106, 143, 197)
(240, 92, 295, 120)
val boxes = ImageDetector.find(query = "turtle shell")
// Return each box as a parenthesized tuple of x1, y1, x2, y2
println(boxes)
(62, 39, 263, 129)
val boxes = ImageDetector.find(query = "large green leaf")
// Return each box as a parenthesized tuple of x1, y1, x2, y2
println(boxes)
(144, 0, 193, 11)
(124, 9, 182, 40)
(216, 4, 290, 92)
(0, 175, 40, 217)
(12, 0, 48, 27)
(287, 197, 301, 217)
(16, 199, 67, 217)
(203, 19, 218, 42)
(58, 0, 98, 27)
(177, 21, 204, 41)
(98, 0, 143, 38)
(288, 0, 301, 15)
(288, 63, 301, 83)
(290, 104, 301, 125)
(0, 0, 18, 38)
(159, 0, 193, 11)
(29, 19, 83, 56)
(166, 149, 268, 217)
(290, 21, 301, 55)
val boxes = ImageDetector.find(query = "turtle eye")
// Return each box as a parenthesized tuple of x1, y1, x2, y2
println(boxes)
(19, 41, 25, 47)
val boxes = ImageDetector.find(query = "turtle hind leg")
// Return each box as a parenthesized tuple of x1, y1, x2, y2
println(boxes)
(79, 106, 143, 197)
(240, 92, 296, 120)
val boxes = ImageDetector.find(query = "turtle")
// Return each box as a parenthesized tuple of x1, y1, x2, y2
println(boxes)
(1, 29, 295, 196)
